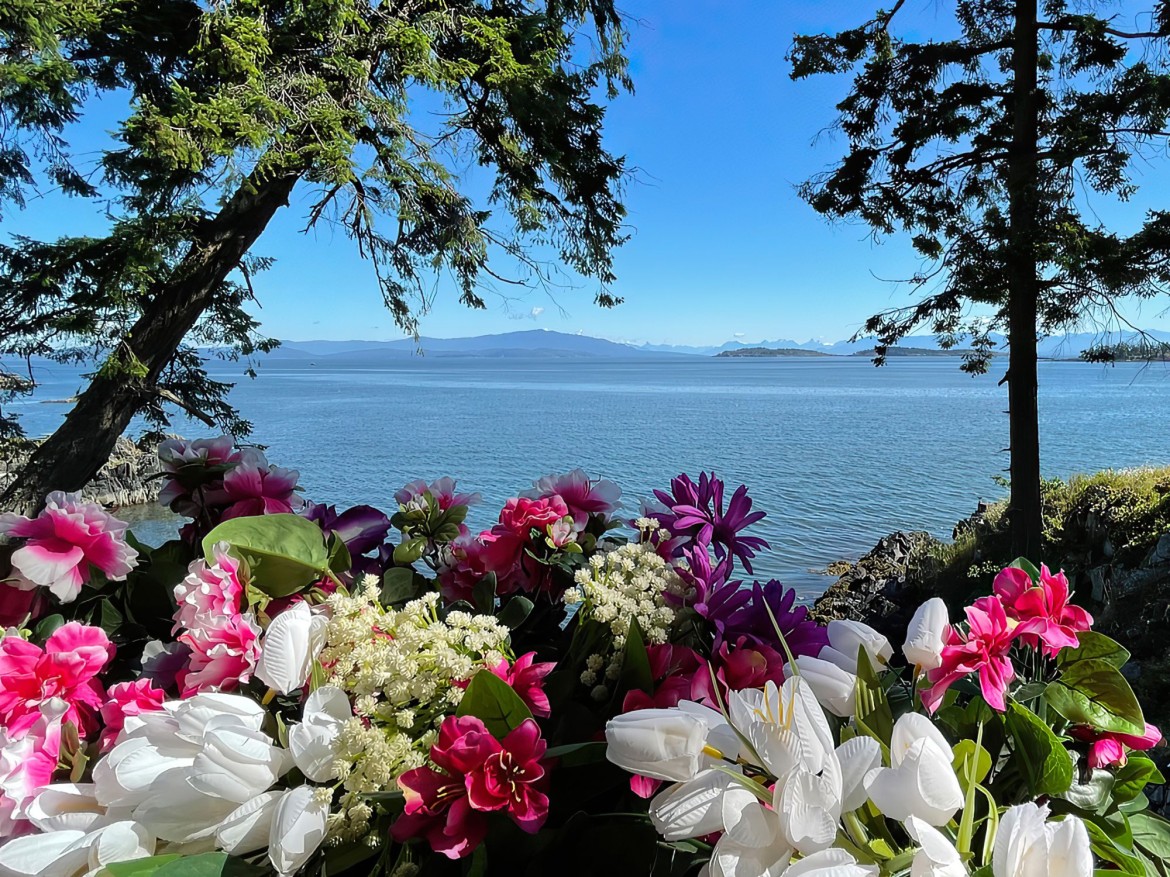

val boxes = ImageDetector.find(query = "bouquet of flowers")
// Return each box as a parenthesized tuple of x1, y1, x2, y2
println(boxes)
(0, 437, 1165, 877)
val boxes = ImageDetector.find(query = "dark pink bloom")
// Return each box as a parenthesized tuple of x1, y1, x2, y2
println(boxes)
(158, 436, 241, 515)
(0, 623, 113, 738)
(923, 596, 1018, 713)
(0, 698, 66, 838)
(465, 719, 549, 831)
(993, 565, 1093, 658)
(0, 584, 44, 629)
(395, 478, 481, 512)
(98, 678, 166, 752)
(652, 472, 769, 574)
(0, 492, 138, 602)
(487, 653, 555, 718)
(437, 534, 496, 603)
(212, 449, 303, 520)
(479, 495, 574, 595)
(497, 496, 571, 536)
(177, 613, 261, 696)
(172, 542, 246, 633)
(523, 469, 621, 529)
(1069, 722, 1162, 769)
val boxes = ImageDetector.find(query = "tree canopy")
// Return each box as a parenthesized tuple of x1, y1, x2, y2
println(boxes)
(791, 0, 1170, 556)
(0, 0, 632, 509)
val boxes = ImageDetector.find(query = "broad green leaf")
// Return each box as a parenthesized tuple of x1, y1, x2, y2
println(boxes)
(456, 669, 532, 739)
(102, 855, 182, 877)
(544, 741, 608, 767)
(466, 845, 488, 877)
(1046, 659, 1145, 735)
(472, 573, 497, 613)
(326, 534, 350, 576)
(320, 842, 378, 877)
(380, 568, 416, 604)
(1132, 812, 1170, 862)
(1085, 817, 1143, 875)
(620, 617, 653, 695)
(33, 614, 65, 640)
(153, 853, 266, 877)
(498, 595, 534, 629)
(1005, 702, 1074, 797)
(1058, 631, 1130, 669)
(1114, 755, 1166, 805)
(1061, 768, 1116, 812)
(1007, 557, 1042, 583)
(393, 536, 427, 565)
(203, 514, 329, 598)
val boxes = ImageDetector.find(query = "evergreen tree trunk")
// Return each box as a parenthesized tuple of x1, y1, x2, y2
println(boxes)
(0, 167, 300, 515)
(1006, 0, 1044, 561)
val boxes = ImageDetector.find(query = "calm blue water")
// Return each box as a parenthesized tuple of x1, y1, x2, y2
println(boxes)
(9, 356, 1170, 599)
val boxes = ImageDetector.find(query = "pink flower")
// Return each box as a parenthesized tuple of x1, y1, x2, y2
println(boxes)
(395, 477, 481, 512)
(437, 534, 495, 604)
(211, 449, 303, 520)
(0, 492, 138, 602)
(0, 623, 112, 738)
(98, 678, 166, 752)
(486, 653, 555, 718)
(1069, 722, 1162, 769)
(923, 596, 1018, 714)
(465, 719, 549, 831)
(172, 542, 246, 633)
(0, 699, 66, 838)
(158, 436, 241, 514)
(0, 584, 44, 629)
(993, 565, 1093, 658)
(523, 469, 621, 529)
(480, 495, 574, 595)
(177, 613, 261, 697)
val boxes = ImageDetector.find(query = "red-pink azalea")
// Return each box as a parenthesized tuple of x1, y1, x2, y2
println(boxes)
(177, 613, 262, 697)
(210, 449, 303, 520)
(172, 542, 246, 633)
(993, 565, 1093, 658)
(497, 496, 571, 536)
(0, 623, 112, 738)
(1069, 722, 1162, 769)
(0, 492, 138, 602)
(486, 653, 555, 718)
(98, 678, 167, 752)
(479, 495, 574, 595)
(0, 698, 66, 838)
(523, 469, 621, 529)
(392, 715, 549, 858)
(437, 534, 495, 604)
(923, 596, 1018, 713)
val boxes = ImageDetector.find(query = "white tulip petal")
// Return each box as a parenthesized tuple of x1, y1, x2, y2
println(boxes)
(783, 848, 878, 877)
(256, 604, 329, 695)
(0, 831, 85, 877)
(605, 709, 708, 782)
(905, 816, 967, 877)
(904, 599, 949, 671)
(836, 736, 882, 813)
(268, 787, 329, 877)
(217, 792, 283, 855)
(650, 769, 740, 841)
(27, 785, 104, 834)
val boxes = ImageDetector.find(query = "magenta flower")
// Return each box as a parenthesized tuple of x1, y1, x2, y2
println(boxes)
(172, 542, 246, 633)
(486, 653, 555, 718)
(711, 579, 829, 657)
(98, 678, 166, 752)
(1069, 722, 1162, 769)
(0, 698, 66, 838)
(0, 623, 113, 738)
(176, 613, 262, 697)
(157, 436, 241, 516)
(211, 449, 303, 520)
(437, 533, 496, 604)
(480, 495, 574, 595)
(465, 719, 549, 832)
(923, 596, 1019, 713)
(0, 584, 44, 629)
(993, 565, 1093, 658)
(302, 502, 392, 557)
(395, 477, 482, 512)
(0, 492, 138, 602)
(652, 472, 769, 573)
(523, 469, 621, 529)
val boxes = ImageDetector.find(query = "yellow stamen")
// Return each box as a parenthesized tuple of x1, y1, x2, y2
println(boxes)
(702, 744, 725, 760)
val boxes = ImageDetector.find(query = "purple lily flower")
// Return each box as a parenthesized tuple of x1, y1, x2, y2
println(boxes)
(303, 501, 393, 556)
(712, 579, 828, 657)
(652, 472, 770, 573)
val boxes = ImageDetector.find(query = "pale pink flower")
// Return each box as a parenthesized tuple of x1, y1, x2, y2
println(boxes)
(158, 436, 241, 512)
(0, 699, 66, 838)
(0, 492, 138, 602)
(210, 449, 303, 520)
(395, 477, 482, 511)
(524, 469, 621, 529)
(177, 613, 262, 696)
(0, 623, 112, 738)
(993, 565, 1093, 658)
(172, 542, 245, 633)
(98, 678, 167, 752)
(923, 596, 1018, 714)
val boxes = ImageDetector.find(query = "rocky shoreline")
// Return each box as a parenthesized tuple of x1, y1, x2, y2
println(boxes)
(0, 437, 163, 508)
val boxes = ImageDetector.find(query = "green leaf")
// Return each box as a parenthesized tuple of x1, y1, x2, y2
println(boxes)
(151, 853, 266, 877)
(1132, 812, 1170, 862)
(465, 843, 488, 877)
(456, 669, 532, 739)
(1061, 768, 1116, 812)
(1085, 817, 1143, 875)
(380, 567, 417, 604)
(102, 856, 182, 877)
(472, 572, 497, 613)
(1046, 659, 1145, 735)
(33, 614, 65, 641)
(203, 514, 330, 598)
(498, 595, 534, 629)
(326, 534, 351, 576)
(544, 741, 608, 767)
(952, 738, 992, 787)
(1005, 702, 1074, 797)
(321, 842, 378, 877)
(393, 537, 428, 565)
(1114, 755, 1166, 805)
(853, 649, 894, 748)
(1007, 557, 1042, 583)
(620, 617, 653, 695)
(1058, 631, 1131, 669)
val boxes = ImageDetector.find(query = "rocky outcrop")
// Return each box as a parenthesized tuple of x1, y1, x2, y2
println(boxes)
(0, 437, 162, 508)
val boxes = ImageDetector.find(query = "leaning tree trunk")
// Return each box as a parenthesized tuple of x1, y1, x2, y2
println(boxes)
(0, 166, 300, 515)
(1005, 0, 1044, 561)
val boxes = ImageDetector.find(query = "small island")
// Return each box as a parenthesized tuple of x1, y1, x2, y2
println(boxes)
(715, 347, 833, 357)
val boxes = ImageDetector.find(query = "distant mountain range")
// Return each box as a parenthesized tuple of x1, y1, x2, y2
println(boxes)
(266, 327, 1170, 361)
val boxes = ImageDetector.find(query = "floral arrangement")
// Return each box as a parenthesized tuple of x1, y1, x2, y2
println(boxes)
(0, 437, 1165, 877)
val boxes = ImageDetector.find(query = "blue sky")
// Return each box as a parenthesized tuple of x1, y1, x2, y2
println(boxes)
(9, 1, 1170, 346)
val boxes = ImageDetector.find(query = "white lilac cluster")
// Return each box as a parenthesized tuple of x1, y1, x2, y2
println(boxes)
(319, 576, 511, 834)
(562, 524, 681, 701)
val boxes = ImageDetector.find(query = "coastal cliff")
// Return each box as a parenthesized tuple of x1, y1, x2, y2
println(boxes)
(0, 436, 162, 508)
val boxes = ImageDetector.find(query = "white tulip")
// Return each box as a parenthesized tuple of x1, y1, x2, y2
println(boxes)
(782, 848, 879, 876)
(289, 687, 351, 782)
(27, 785, 105, 833)
(189, 724, 290, 804)
(864, 714, 962, 826)
(0, 830, 85, 877)
(729, 679, 835, 780)
(903, 599, 950, 672)
(993, 804, 1091, 877)
(268, 787, 329, 877)
(650, 768, 741, 841)
(710, 787, 793, 877)
(677, 701, 743, 764)
(836, 736, 881, 813)
(93, 737, 196, 808)
(775, 758, 842, 855)
(217, 791, 283, 855)
(256, 603, 329, 695)
(783, 656, 857, 718)
(132, 768, 240, 843)
(906, 816, 968, 877)
(172, 693, 267, 743)
(63, 820, 156, 875)
(822, 620, 893, 674)
(605, 708, 710, 782)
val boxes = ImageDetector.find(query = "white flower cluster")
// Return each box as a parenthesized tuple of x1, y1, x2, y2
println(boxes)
(319, 575, 511, 830)
(562, 529, 680, 701)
